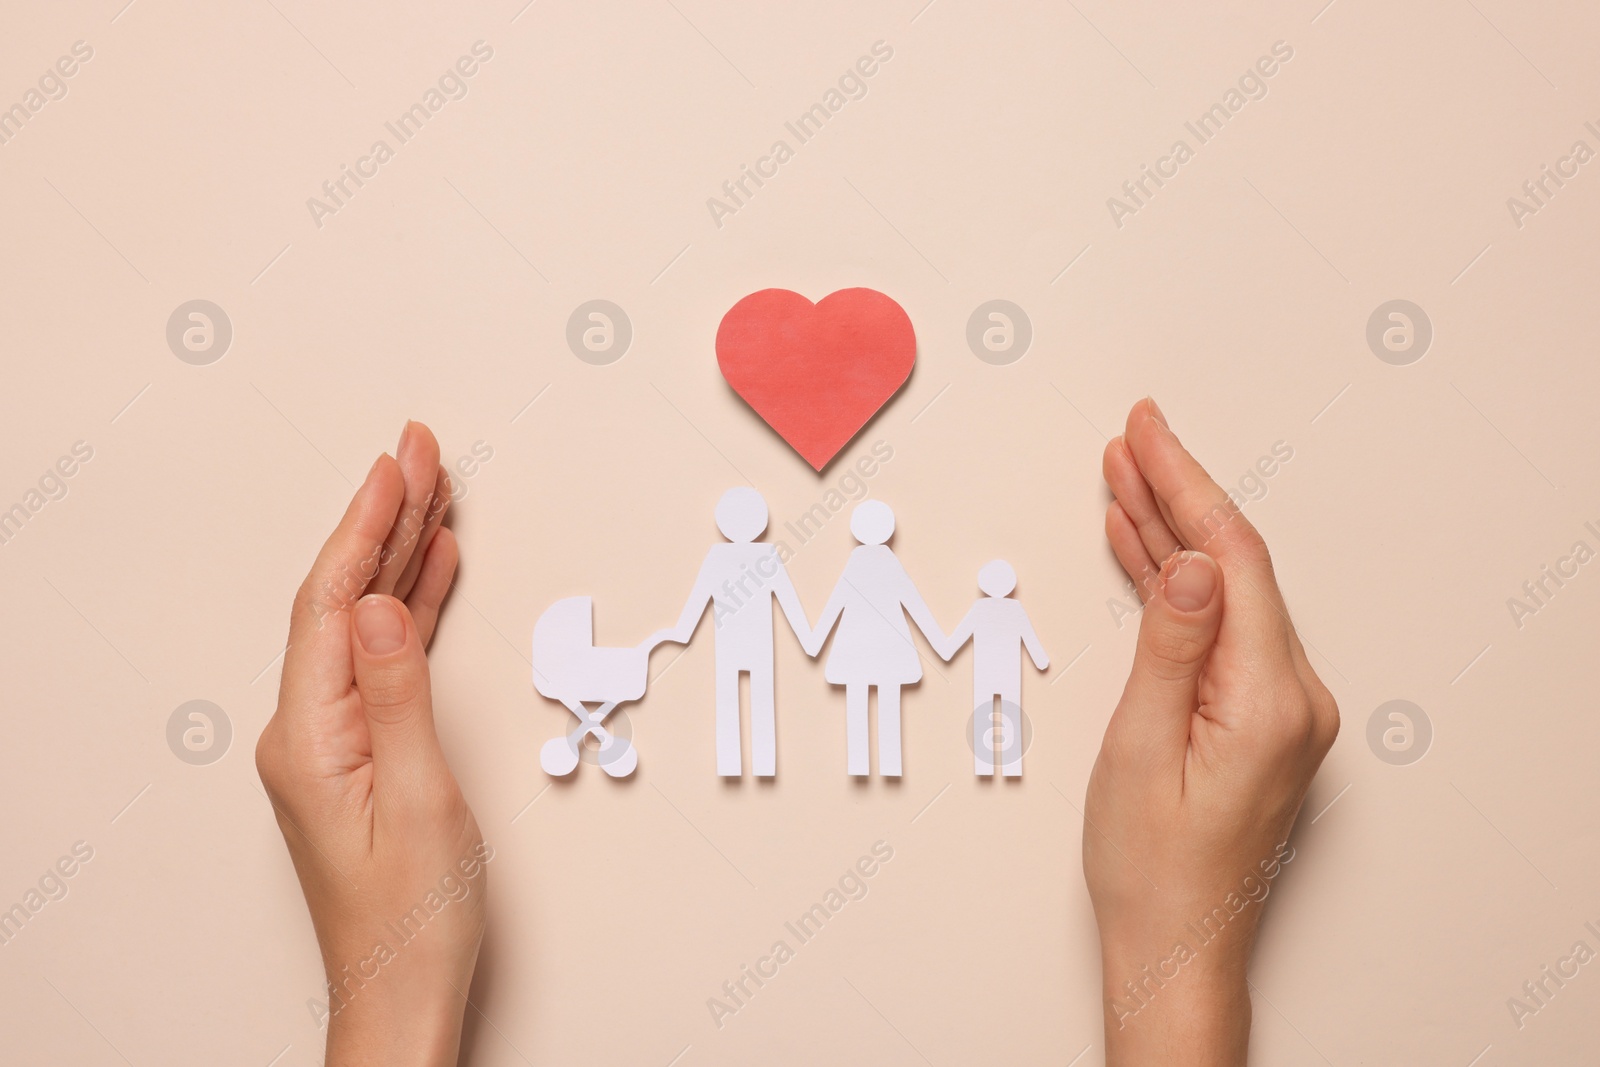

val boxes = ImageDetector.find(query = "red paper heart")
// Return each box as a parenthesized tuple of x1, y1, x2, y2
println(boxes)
(716, 288, 916, 471)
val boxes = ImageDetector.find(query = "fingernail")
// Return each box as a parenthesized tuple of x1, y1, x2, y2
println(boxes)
(1162, 552, 1216, 613)
(355, 595, 407, 655)
(397, 420, 415, 457)
(1146, 397, 1170, 428)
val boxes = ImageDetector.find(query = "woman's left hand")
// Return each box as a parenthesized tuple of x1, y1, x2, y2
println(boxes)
(255, 422, 490, 1067)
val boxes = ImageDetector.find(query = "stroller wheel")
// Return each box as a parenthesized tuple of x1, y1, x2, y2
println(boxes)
(600, 738, 637, 778)
(540, 736, 581, 777)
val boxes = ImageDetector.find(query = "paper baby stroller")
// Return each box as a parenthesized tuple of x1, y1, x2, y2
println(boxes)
(532, 596, 670, 778)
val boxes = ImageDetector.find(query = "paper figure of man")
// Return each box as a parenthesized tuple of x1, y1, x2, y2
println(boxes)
(941, 560, 1049, 776)
(654, 488, 812, 777)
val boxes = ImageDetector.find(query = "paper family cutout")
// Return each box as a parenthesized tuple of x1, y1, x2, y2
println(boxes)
(532, 598, 654, 778)
(533, 490, 1049, 779)
(651, 487, 806, 776)
(717, 288, 916, 471)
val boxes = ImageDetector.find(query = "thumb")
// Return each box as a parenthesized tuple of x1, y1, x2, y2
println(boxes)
(351, 593, 450, 804)
(1120, 551, 1223, 754)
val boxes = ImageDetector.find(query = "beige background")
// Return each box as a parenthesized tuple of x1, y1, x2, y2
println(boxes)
(2, 1, 1598, 1063)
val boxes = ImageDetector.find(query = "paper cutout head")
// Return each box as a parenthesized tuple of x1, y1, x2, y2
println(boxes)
(850, 500, 895, 546)
(978, 560, 1017, 597)
(715, 487, 769, 543)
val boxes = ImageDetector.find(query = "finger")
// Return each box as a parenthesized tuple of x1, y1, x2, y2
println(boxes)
(1105, 501, 1160, 604)
(350, 594, 453, 810)
(392, 467, 452, 603)
(1103, 434, 1182, 565)
(1123, 400, 1288, 615)
(1124, 400, 1295, 655)
(1125, 408, 1188, 544)
(369, 421, 441, 597)
(406, 526, 458, 647)
(282, 455, 406, 707)
(1117, 551, 1224, 762)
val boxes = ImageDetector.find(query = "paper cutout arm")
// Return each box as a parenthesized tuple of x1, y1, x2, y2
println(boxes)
(1020, 610, 1049, 671)
(804, 585, 846, 658)
(938, 610, 976, 662)
(897, 564, 950, 659)
(770, 563, 814, 651)
(661, 556, 718, 645)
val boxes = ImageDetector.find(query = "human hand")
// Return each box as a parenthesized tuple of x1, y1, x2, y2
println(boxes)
(1086, 400, 1338, 1064)
(255, 422, 489, 1067)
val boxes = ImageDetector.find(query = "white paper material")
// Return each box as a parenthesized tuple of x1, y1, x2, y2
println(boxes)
(805, 501, 947, 777)
(532, 596, 664, 777)
(652, 488, 812, 777)
(533, 498, 1050, 782)
(941, 560, 1049, 776)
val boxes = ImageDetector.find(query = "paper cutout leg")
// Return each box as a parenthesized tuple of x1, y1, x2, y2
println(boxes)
(749, 662, 776, 777)
(878, 685, 903, 778)
(846, 684, 869, 776)
(974, 697, 996, 777)
(999, 689, 1023, 778)
(716, 664, 742, 776)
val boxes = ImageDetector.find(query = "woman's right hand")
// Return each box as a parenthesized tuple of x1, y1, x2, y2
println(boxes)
(1085, 399, 1339, 1064)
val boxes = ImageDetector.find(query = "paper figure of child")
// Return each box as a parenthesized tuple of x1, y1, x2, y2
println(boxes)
(806, 501, 947, 777)
(652, 488, 812, 777)
(940, 560, 1049, 777)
